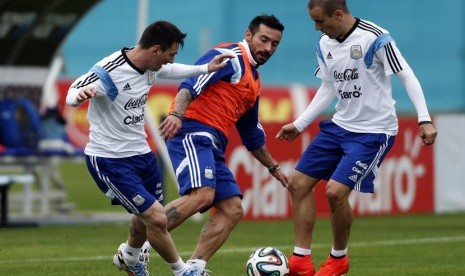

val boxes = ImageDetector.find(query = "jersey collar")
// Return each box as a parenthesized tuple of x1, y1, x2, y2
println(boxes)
(239, 39, 258, 67)
(336, 18, 360, 43)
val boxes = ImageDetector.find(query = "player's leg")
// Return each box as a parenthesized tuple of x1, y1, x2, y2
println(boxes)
(87, 153, 189, 275)
(287, 171, 318, 276)
(137, 201, 193, 276)
(326, 180, 352, 251)
(85, 154, 152, 275)
(164, 133, 219, 231)
(316, 131, 395, 275)
(190, 195, 243, 261)
(288, 120, 345, 276)
(288, 171, 319, 250)
(165, 186, 215, 231)
(181, 143, 243, 275)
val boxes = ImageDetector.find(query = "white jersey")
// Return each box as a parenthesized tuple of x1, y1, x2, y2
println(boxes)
(67, 48, 208, 158)
(315, 18, 409, 135)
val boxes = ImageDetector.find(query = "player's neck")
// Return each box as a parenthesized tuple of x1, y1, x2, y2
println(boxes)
(125, 47, 148, 71)
(338, 15, 356, 39)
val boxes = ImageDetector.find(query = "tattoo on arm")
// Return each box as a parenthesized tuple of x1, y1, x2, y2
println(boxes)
(174, 88, 194, 114)
(251, 147, 274, 167)
(255, 148, 270, 160)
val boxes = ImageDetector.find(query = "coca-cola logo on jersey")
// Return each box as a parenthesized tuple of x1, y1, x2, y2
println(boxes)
(334, 68, 359, 82)
(124, 93, 148, 110)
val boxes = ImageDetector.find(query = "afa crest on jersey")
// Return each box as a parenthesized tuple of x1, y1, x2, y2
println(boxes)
(147, 71, 155, 85)
(350, 45, 363, 60)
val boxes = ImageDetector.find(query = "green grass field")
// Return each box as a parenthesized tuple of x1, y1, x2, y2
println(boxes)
(1, 161, 465, 275)
(1, 213, 465, 275)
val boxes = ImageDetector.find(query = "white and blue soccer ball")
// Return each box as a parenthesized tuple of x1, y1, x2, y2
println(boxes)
(246, 247, 289, 276)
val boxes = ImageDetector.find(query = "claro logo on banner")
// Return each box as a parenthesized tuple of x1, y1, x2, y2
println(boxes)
(57, 81, 434, 219)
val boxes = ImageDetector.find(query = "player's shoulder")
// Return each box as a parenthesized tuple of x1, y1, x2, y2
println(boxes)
(212, 42, 242, 56)
(356, 19, 389, 37)
(213, 42, 240, 50)
(94, 48, 128, 71)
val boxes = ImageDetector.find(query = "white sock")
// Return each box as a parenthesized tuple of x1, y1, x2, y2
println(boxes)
(123, 243, 141, 265)
(143, 240, 152, 251)
(330, 247, 347, 257)
(294, 246, 312, 256)
(186, 259, 206, 272)
(170, 257, 188, 276)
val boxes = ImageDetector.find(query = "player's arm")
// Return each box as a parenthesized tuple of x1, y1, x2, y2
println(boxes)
(66, 71, 105, 107)
(276, 79, 334, 141)
(235, 99, 289, 187)
(250, 145, 289, 188)
(178, 48, 239, 99)
(159, 49, 238, 140)
(378, 38, 437, 146)
(396, 68, 437, 145)
(157, 52, 234, 79)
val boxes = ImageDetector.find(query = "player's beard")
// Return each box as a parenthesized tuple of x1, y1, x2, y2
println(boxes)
(254, 51, 271, 65)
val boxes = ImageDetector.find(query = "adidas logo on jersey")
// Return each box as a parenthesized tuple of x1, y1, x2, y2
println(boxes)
(123, 83, 131, 91)
(326, 52, 333, 59)
(349, 174, 358, 182)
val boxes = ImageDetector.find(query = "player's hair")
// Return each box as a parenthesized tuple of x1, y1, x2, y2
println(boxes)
(308, 0, 350, 16)
(248, 14, 285, 35)
(138, 20, 187, 51)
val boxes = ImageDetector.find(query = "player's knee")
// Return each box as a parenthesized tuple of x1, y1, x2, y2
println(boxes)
(220, 198, 243, 226)
(287, 177, 310, 197)
(190, 187, 215, 210)
(229, 202, 244, 225)
(325, 182, 350, 205)
(146, 205, 169, 229)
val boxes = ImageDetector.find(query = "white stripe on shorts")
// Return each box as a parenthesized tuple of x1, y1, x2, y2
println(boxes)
(182, 135, 202, 189)
(89, 155, 139, 213)
(354, 134, 390, 191)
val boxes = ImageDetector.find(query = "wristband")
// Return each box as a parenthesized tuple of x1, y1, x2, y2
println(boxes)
(419, 121, 432, 126)
(169, 111, 184, 120)
(268, 164, 280, 174)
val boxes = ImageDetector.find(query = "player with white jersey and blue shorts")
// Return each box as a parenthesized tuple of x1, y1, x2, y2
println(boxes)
(65, 20, 231, 276)
(276, 1, 437, 276)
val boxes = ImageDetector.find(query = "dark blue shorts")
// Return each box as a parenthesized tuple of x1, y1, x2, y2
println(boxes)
(296, 120, 395, 193)
(85, 152, 162, 214)
(166, 133, 242, 206)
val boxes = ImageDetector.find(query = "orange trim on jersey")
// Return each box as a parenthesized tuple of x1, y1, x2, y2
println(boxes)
(170, 43, 260, 136)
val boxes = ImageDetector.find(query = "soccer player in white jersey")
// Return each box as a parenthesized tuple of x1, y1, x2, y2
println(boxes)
(66, 21, 231, 276)
(276, 1, 437, 275)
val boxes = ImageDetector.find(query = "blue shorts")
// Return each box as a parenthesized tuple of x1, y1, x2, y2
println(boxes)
(85, 152, 163, 214)
(296, 120, 395, 193)
(166, 133, 242, 207)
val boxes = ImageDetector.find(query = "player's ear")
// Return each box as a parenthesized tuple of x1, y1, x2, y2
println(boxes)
(152, 45, 162, 55)
(334, 9, 344, 20)
(245, 29, 253, 42)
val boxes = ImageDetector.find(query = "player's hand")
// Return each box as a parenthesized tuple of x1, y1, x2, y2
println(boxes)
(276, 123, 301, 142)
(207, 52, 235, 72)
(270, 166, 289, 188)
(76, 86, 97, 103)
(159, 113, 182, 140)
(419, 122, 437, 146)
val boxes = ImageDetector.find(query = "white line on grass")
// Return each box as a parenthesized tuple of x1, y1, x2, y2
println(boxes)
(1, 235, 465, 264)
(213, 235, 465, 255)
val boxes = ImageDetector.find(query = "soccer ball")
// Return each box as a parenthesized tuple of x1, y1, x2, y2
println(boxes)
(246, 247, 289, 276)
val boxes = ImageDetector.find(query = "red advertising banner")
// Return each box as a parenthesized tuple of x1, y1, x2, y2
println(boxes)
(57, 80, 434, 220)
(229, 119, 435, 219)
